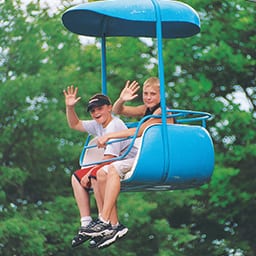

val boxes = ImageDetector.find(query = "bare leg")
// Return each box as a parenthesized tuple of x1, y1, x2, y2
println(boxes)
(110, 203, 119, 225)
(97, 169, 119, 224)
(91, 178, 103, 215)
(100, 165, 121, 222)
(71, 175, 90, 217)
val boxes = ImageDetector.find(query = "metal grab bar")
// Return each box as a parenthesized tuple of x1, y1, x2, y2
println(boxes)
(168, 109, 212, 127)
(79, 114, 161, 167)
(79, 109, 212, 167)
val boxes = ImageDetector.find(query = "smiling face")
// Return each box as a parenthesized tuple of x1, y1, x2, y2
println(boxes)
(142, 77, 160, 109)
(89, 104, 113, 128)
(142, 84, 160, 109)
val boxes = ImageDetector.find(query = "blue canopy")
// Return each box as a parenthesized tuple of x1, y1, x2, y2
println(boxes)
(62, 0, 200, 38)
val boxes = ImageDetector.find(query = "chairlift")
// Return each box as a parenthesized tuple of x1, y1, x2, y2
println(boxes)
(62, 0, 215, 191)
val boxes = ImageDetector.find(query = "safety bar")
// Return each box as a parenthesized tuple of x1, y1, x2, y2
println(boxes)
(79, 109, 212, 167)
(169, 109, 212, 128)
(79, 113, 161, 167)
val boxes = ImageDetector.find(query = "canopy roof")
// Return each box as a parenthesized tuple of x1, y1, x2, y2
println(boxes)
(62, 0, 200, 38)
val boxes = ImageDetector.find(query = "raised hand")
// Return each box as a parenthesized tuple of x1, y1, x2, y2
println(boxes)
(63, 85, 81, 107)
(119, 80, 140, 102)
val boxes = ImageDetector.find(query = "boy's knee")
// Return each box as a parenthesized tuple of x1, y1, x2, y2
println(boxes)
(97, 169, 107, 181)
(108, 165, 119, 177)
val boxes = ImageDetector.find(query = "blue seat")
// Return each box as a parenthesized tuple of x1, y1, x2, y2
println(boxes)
(121, 124, 214, 191)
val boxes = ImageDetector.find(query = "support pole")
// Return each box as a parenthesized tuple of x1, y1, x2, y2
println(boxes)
(151, 0, 170, 182)
(101, 35, 107, 95)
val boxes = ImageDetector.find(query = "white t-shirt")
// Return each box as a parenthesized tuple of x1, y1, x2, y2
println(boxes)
(82, 116, 138, 159)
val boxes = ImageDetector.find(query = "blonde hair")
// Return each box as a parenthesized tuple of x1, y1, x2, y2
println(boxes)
(143, 77, 160, 90)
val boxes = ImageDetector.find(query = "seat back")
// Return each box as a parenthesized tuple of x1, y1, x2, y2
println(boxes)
(80, 137, 104, 166)
(122, 124, 214, 191)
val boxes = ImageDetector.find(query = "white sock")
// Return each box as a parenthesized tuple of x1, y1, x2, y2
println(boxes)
(112, 222, 119, 229)
(99, 215, 109, 224)
(81, 216, 92, 227)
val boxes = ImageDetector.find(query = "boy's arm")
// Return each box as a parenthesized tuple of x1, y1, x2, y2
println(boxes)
(97, 127, 137, 148)
(113, 80, 146, 117)
(63, 86, 86, 132)
(65, 105, 85, 132)
(113, 100, 146, 117)
(97, 111, 174, 148)
(97, 116, 161, 147)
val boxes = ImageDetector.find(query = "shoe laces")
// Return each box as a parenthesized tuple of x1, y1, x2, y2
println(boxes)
(86, 218, 100, 228)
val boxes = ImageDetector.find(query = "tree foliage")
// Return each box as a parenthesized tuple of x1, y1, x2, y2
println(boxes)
(0, 0, 255, 255)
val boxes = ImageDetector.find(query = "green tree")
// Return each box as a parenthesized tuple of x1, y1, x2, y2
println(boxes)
(0, 0, 255, 255)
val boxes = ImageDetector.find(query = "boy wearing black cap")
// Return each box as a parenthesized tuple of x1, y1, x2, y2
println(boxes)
(82, 77, 174, 248)
(63, 85, 138, 247)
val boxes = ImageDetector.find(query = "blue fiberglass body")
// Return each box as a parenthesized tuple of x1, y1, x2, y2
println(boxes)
(122, 124, 214, 191)
(62, 0, 214, 191)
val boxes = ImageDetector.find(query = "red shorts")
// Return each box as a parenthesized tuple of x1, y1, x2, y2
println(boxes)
(74, 162, 111, 183)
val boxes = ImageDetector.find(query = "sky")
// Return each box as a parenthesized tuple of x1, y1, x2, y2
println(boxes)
(21, 0, 82, 10)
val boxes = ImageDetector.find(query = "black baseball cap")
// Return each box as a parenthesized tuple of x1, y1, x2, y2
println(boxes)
(87, 94, 112, 112)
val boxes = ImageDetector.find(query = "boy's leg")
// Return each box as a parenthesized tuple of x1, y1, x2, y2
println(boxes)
(82, 165, 120, 237)
(101, 165, 121, 222)
(93, 158, 134, 224)
(83, 165, 121, 236)
(71, 175, 91, 218)
(89, 163, 109, 215)
(87, 167, 120, 249)
(96, 169, 119, 225)
(71, 168, 93, 247)
(84, 160, 134, 246)
(88, 165, 128, 249)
